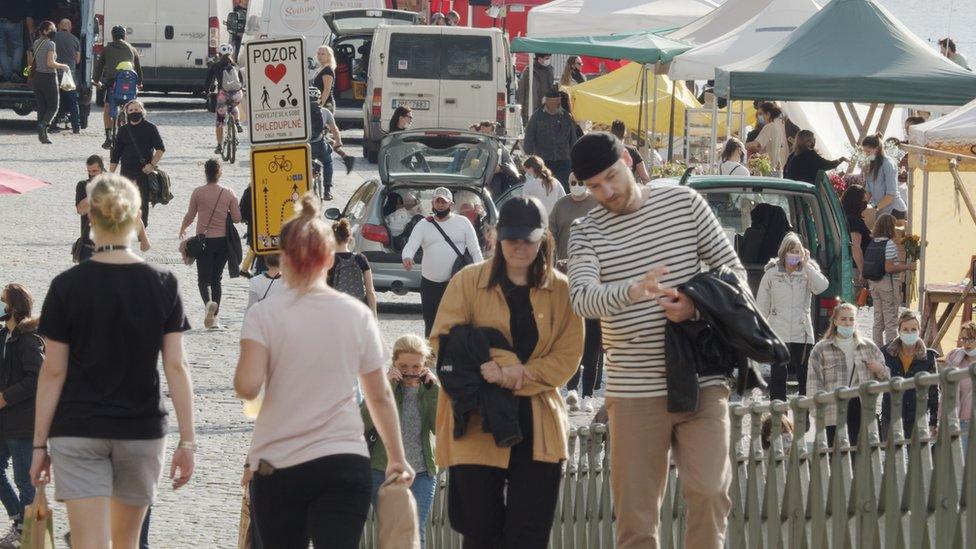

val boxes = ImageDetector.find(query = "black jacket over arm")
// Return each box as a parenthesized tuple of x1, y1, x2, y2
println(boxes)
(665, 266, 787, 412)
(436, 325, 522, 448)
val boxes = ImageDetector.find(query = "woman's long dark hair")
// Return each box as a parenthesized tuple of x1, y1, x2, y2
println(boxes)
(487, 232, 555, 290)
(523, 155, 557, 194)
(862, 134, 885, 178)
(792, 130, 816, 155)
(840, 184, 867, 218)
(721, 137, 745, 162)
(389, 106, 412, 133)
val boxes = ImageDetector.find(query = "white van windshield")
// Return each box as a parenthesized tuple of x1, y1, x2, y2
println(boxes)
(384, 135, 491, 180)
(387, 34, 493, 81)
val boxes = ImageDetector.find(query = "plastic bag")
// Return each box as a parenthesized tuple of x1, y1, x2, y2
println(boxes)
(20, 484, 55, 549)
(60, 70, 76, 92)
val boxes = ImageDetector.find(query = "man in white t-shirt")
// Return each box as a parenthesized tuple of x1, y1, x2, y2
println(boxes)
(402, 187, 484, 336)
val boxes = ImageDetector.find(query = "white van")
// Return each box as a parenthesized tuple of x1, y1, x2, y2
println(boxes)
(93, 0, 234, 94)
(362, 25, 514, 163)
(241, 0, 385, 71)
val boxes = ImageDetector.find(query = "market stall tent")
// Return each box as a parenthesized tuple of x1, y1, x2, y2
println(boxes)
(714, 0, 976, 106)
(511, 31, 692, 65)
(669, 0, 821, 82)
(525, 0, 718, 38)
(909, 99, 976, 171)
(667, 0, 773, 46)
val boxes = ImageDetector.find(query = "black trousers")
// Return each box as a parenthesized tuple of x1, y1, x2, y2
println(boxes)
(196, 237, 229, 307)
(770, 342, 812, 401)
(449, 398, 562, 549)
(120, 166, 151, 227)
(568, 318, 603, 397)
(825, 398, 864, 448)
(32, 71, 59, 127)
(251, 454, 372, 549)
(421, 277, 450, 337)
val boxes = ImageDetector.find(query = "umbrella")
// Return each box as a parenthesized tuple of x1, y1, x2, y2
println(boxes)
(0, 170, 50, 194)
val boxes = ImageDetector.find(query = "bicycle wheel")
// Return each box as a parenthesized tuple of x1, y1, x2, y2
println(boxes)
(228, 119, 237, 164)
(268, 161, 278, 173)
(282, 160, 293, 171)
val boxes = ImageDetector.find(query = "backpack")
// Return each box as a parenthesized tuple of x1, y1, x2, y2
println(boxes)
(112, 69, 139, 102)
(333, 254, 367, 301)
(221, 64, 243, 93)
(863, 238, 888, 281)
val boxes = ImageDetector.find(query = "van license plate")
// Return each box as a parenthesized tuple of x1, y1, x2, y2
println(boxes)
(392, 99, 430, 111)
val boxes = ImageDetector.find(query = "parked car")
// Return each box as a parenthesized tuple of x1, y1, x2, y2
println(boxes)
(325, 129, 501, 295)
(362, 24, 515, 163)
(497, 172, 853, 336)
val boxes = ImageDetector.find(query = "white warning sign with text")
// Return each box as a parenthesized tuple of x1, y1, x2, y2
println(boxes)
(245, 37, 310, 145)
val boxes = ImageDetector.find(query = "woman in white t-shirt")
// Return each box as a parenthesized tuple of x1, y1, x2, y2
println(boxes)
(235, 194, 412, 549)
(246, 253, 284, 309)
(521, 156, 566, 219)
(747, 102, 789, 171)
(719, 137, 750, 176)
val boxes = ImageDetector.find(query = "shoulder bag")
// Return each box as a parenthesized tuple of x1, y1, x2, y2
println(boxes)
(183, 188, 225, 259)
(124, 124, 173, 205)
(24, 40, 46, 87)
(429, 218, 473, 277)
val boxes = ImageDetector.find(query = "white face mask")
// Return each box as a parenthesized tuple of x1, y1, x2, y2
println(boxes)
(570, 183, 588, 198)
(538, 58, 551, 67)
(965, 347, 976, 357)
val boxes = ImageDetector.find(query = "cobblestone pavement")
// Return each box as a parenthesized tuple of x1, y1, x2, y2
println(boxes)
(0, 98, 604, 547)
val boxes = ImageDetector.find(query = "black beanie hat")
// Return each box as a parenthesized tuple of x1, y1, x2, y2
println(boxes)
(571, 132, 625, 181)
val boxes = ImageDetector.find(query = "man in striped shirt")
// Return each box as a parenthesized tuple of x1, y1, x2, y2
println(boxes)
(567, 133, 745, 549)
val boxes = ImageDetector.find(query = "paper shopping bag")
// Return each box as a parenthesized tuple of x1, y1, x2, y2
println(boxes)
(238, 489, 253, 549)
(20, 484, 55, 549)
(377, 473, 419, 549)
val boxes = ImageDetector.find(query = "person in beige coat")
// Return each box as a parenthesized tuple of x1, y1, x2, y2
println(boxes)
(756, 232, 829, 401)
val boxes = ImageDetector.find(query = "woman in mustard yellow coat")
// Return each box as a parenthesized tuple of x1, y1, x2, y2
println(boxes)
(429, 197, 584, 548)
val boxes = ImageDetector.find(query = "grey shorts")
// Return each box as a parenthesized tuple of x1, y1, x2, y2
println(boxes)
(48, 437, 166, 507)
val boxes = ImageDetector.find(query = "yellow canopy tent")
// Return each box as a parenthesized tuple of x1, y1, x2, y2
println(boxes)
(567, 62, 755, 137)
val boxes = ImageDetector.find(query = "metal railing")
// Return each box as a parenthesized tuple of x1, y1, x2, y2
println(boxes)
(362, 364, 976, 548)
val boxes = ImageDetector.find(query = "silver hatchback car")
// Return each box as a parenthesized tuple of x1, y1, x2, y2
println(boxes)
(325, 129, 518, 295)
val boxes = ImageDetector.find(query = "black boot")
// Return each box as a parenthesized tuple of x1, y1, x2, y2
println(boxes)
(38, 124, 52, 144)
(101, 128, 113, 150)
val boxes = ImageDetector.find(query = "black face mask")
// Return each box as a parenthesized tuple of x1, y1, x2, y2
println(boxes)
(128, 112, 143, 124)
(432, 207, 450, 219)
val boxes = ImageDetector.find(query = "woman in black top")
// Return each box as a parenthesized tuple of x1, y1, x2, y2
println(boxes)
(327, 219, 377, 316)
(841, 185, 871, 284)
(33, 174, 195, 549)
(312, 45, 336, 110)
(109, 100, 165, 228)
(783, 130, 847, 184)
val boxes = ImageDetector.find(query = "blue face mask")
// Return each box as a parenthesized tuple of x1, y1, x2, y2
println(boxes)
(836, 325, 855, 338)
(900, 333, 920, 347)
(757, 114, 766, 124)
(965, 348, 976, 357)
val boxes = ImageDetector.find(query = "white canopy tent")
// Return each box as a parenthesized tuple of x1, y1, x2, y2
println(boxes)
(525, 0, 718, 38)
(667, 0, 773, 46)
(782, 102, 906, 159)
(909, 99, 976, 151)
(669, 0, 822, 81)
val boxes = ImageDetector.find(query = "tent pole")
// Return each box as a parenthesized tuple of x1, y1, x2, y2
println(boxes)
(920, 166, 930, 294)
(834, 102, 857, 146)
(876, 104, 894, 137)
(638, 64, 647, 156)
(726, 96, 734, 140)
(856, 103, 878, 144)
(949, 159, 976, 227)
(667, 81, 677, 162)
(846, 103, 864, 135)
(710, 95, 719, 173)
(651, 63, 659, 162)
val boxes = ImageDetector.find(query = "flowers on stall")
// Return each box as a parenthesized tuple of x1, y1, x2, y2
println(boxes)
(748, 154, 772, 176)
(651, 161, 688, 179)
(903, 233, 922, 304)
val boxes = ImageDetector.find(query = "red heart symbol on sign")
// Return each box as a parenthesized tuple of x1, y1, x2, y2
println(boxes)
(265, 64, 287, 84)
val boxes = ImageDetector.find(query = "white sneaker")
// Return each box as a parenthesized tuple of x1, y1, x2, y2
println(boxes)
(582, 396, 595, 414)
(0, 523, 22, 548)
(565, 390, 580, 412)
(204, 301, 218, 329)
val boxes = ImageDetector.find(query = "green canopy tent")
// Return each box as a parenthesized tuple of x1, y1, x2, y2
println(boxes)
(714, 0, 976, 147)
(511, 31, 692, 156)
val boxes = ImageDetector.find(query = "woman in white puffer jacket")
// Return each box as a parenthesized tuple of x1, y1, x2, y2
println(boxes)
(756, 232, 830, 401)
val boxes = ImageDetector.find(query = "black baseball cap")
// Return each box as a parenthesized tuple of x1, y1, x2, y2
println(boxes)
(497, 197, 546, 242)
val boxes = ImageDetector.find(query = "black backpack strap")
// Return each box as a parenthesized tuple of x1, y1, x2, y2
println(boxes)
(429, 219, 466, 259)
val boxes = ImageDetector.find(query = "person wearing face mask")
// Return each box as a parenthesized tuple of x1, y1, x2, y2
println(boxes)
(549, 174, 601, 413)
(75, 155, 151, 263)
(0, 284, 43, 547)
(807, 303, 888, 448)
(746, 102, 789, 171)
(401, 187, 484, 336)
(362, 334, 439, 548)
(109, 99, 165, 228)
(26, 20, 70, 144)
(756, 233, 829, 402)
(861, 134, 907, 221)
(783, 130, 847, 184)
(516, 53, 556, 122)
(938, 321, 976, 448)
(880, 310, 938, 439)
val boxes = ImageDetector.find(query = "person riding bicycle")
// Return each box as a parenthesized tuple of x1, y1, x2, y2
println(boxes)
(92, 25, 142, 149)
(205, 43, 244, 155)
